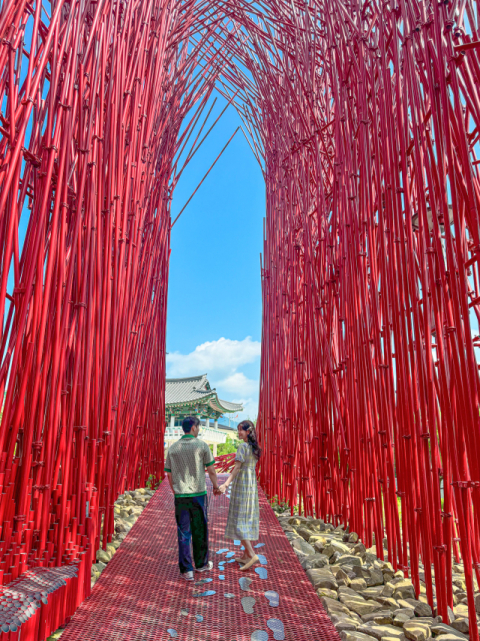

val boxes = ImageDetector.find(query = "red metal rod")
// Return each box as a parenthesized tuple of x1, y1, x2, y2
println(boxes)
(1, 0, 480, 638)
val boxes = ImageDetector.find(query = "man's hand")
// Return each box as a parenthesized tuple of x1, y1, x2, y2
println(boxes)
(207, 464, 220, 495)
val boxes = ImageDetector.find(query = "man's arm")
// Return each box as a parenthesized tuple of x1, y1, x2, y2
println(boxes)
(206, 464, 220, 493)
(203, 443, 220, 493)
(166, 472, 174, 493)
(164, 449, 172, 492)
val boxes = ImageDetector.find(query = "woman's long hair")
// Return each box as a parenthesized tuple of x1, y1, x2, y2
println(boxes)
(239, 420, 261, 460)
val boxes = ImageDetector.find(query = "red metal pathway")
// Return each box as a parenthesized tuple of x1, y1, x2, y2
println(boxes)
(60, 476, 340, 641)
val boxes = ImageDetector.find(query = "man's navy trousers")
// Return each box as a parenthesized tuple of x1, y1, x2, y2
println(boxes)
(174, 494, 209, 573)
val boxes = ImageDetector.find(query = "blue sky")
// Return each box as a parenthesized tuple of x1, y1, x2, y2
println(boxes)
(5, 40, 264, 421)
(166, 96, 265, 420)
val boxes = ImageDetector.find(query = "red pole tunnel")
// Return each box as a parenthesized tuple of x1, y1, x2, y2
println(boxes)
(0, 0, 480, 637)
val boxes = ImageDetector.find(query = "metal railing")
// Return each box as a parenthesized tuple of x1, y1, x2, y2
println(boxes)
(164, 425, 227, 444)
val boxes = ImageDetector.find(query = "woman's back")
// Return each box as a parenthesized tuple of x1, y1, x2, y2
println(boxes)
(225, 440, 260, 541)
(237, 442, 257, 468)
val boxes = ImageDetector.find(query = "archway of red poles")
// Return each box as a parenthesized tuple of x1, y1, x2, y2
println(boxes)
(0, 0, 480, 637)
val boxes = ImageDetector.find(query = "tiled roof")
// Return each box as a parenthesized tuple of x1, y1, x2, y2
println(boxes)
(216, 423, 237, 433)
(208, 397, 243, 413)
(165, 375, 243, 414)
(165, 374, 211, 404)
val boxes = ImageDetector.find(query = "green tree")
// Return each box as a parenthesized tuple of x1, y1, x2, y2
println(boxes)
(210, 438, 239, 457)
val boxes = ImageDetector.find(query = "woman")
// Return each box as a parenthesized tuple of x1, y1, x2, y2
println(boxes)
(219, 420, 261, 571)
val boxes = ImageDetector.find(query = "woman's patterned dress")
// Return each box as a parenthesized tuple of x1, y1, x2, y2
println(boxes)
(224, 441, 260, 541)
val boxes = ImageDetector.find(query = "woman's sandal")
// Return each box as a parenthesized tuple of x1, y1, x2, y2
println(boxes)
(239, 555, 259, 571)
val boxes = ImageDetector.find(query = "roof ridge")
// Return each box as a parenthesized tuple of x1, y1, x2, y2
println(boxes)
(165, 374, 207, 383)
(165, 375, 243, 414)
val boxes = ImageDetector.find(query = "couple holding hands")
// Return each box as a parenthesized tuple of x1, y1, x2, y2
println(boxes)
(165, 416, 261, 580)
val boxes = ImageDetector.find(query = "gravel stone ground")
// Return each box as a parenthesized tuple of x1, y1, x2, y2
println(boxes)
(272, 507, 480, 641)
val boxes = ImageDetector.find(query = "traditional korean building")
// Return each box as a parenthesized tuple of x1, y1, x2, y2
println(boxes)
(164, 374, 243, 455)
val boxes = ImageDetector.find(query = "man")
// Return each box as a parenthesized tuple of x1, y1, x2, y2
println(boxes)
(165, 415, 221, 580)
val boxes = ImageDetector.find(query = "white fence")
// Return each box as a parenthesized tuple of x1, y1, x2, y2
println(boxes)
(164, 426, 227, 445)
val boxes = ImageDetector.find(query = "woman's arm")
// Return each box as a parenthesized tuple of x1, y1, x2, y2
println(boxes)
(219, 461, 242, 492)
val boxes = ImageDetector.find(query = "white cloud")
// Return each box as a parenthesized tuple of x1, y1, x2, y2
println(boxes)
(166, 337, 261, 377)
(217, 372, 258, 397)
(233, 397, 259, 422)
(166, 337, 261, 421)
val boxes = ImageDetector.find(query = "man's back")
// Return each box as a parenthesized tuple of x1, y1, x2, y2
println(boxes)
(165, 434, 214, 497)
(165, 417, 219, 579)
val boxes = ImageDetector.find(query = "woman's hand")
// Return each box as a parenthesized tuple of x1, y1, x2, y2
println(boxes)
(218, 483, 227, 494)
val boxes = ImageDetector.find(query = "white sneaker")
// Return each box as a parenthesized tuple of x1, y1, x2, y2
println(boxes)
(182, 571, 194, 581)
(196, 561, 213, 573)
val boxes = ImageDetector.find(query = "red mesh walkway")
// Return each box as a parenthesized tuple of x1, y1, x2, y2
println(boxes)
(61, 476, 340, 641)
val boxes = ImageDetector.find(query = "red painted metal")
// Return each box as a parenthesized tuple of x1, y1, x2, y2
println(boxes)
(60, 475, 340, 640)
(1, 0, 480, 637)
(214, 453, 237, 473)
(253, 2, 480, 637)
(0, 564, 83, 638)
(0, 0, 222, 637)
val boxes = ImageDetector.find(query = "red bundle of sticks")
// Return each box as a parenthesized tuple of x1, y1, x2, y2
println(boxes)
(1, 0, 480, 637)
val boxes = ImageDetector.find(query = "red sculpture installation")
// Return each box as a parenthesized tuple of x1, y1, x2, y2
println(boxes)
(1, 0, 480, 637)
(0, 0, 223, 635)
(253, 4, 480, 639)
